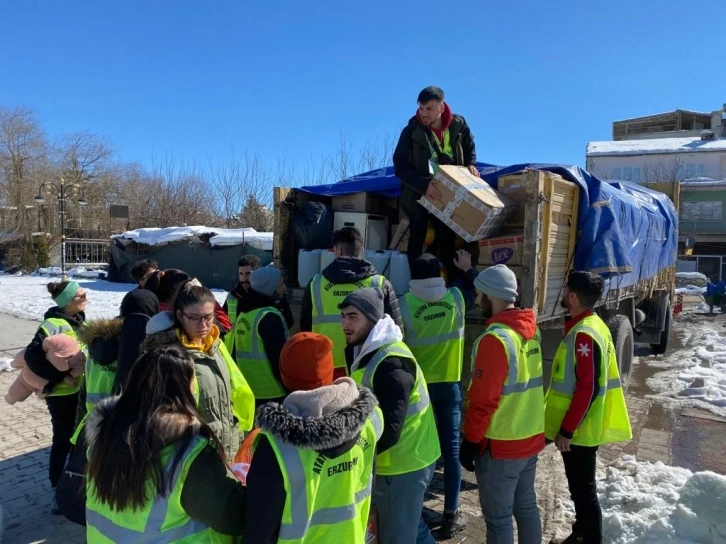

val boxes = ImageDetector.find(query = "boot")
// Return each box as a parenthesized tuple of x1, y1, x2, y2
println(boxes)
(437, 509, 468, 540)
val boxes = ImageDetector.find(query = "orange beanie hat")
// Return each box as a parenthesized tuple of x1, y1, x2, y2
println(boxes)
(279, 332, 334, 392)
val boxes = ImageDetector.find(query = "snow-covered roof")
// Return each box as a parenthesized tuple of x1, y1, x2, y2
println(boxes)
(586, 137, 726, 157)
(613, 109, 713, 123)
(112, 226, 273, 250)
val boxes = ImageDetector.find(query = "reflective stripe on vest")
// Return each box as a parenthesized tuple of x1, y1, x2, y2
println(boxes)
(86, 437, 229, 543)
(399, 288, 465, 383)
(310, 274, 384, 372)
(264, 408, 384, 543)
(471, 324, 545, 440)
(545, 315, 632, 446)
(351, 342, 440, 475)
(235, 307, 289, 399)
(40, 318, 83, 397)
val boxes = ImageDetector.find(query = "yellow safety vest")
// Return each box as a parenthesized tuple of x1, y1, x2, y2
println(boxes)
(350, 342, 440, 475)
(430, 130, 453, 161)
(223, 295, 238, 354)
(310, 274, 384, 374)
(470, 324, 545, 440)
(260, 408, 384, 543)
(86, 436, 233, 543)
(545, 314, 633, 446)
(399, 288, 465, 384)
(39, 317, 84, 397)
(84, 356, 117, 413)
(235, 307, 289, 399)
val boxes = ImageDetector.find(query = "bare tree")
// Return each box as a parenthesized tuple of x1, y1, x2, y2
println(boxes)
(642, 156, 684, 183)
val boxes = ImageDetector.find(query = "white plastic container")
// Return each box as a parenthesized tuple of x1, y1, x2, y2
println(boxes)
(319, 249, 336, 273)
(389, 251, 411, 295)
(365, 249, 393, 278)
(298, 249, 323, 287)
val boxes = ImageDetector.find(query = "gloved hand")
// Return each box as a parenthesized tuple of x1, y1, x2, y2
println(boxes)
(459, 439, 480, 472)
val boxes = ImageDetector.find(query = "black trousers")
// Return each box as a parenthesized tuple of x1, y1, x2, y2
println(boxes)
(562, 445, 602, 543)
(45, 393, 79, 488)
(405, 207, 457, 275)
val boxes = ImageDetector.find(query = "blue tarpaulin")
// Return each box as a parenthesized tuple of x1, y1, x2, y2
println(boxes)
(297, 163, 678, 287)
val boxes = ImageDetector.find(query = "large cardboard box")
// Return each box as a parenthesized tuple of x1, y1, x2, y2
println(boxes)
(332, 192, 380, 213)
(418, 165, 516, 242)
(389, 219, 409, 252)
(477, 231, 524, 266)
(496, 174, 530, 227)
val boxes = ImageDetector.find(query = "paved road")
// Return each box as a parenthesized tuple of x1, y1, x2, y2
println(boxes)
(0, 312, 671, 543)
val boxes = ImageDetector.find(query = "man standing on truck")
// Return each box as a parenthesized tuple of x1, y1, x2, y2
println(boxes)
(301, 226, 402, 378)
(399, 253, 468, 538)
(341, 287, 439, 544)
(393, 85, 479, 272)
(459, 264, 545, 543)
(548, 271, 632, 544)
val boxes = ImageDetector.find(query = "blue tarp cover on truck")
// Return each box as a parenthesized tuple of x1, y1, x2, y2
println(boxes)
(297, 163, 678, 288)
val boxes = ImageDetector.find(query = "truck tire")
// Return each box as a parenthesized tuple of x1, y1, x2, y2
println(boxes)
(606, 315, 634, 391)
(650, 305, 672, 356)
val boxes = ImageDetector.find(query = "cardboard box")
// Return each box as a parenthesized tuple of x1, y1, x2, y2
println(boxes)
(496, 174, 529, 227)
(332, 192, 380, 213)
(418, 165, 516, 242)
(389, 219, 410, 251)
(477, 231, 524, 266)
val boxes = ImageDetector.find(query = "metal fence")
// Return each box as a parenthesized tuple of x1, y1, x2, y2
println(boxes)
(65, 239, 109, 267)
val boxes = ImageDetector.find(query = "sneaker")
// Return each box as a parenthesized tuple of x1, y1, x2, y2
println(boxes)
(50, 492, 61, 515)
(438, 509, 468, 540)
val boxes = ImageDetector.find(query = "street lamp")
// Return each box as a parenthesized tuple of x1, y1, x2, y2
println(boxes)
(35, 178, 89, 280)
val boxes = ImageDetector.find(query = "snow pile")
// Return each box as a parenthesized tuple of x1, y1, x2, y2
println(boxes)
(36, 266, 107, 279)
(0, 358, 13, 372)
(601, 455, 726, 543)
(675, 285, 706, 296)
(646, 326, 726, 417)
(676, 272, 708, 289)
(0, 274, 228, 321)
(113, 226, 273, 250)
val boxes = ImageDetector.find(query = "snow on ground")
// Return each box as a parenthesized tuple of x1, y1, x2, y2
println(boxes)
(645, 324, 726, 417)
(112, 226, 273, 250)
(600, 455, 726, 543)
(0, 358, 12, 372)
(0, 274, 228, 321)
(675, 285, 706, 296)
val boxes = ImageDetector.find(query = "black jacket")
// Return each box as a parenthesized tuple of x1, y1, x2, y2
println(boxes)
(345, 345, 415, 454)
(25, 307, 86, 392)
(300, 257, 402, 332)
(244, 386, 378, 543)
(393, 114, 476, 218)
(224, 284, 294, 330)
(237, 289, 290, 394)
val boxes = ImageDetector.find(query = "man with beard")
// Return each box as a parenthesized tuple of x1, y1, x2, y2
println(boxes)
(459, 264, 545, 543)
(224, 255, 293, 353)
(547, 271, 632, 544)
(234, 265, 290, 407)
(341, 288, 440, 544)
(393, 86, 479, 272)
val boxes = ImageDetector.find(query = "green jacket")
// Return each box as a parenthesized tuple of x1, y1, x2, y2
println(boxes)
(392, 114, 476, 219)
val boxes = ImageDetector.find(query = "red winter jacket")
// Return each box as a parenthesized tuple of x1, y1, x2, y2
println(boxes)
(463, 308, 545, 459)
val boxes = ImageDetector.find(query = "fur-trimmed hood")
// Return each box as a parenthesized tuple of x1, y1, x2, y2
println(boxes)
(78, 318, 123, 367)
(141, 328, 181, 352)
(256, 383, 378, 457)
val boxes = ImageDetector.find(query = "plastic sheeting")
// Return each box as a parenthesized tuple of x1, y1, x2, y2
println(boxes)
(297, 163, 678, 286)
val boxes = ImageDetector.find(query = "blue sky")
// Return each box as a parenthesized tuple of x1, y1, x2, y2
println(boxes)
(0, 1, 720, 175)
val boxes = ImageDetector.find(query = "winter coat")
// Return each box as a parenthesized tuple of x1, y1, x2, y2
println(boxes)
(143, 325, 252, 460)
(86, 396, 247, 536)
(244, 380, 378, 543)
(113, 289, 159, 393)
(345, 315, 416, 454)
(24, 307, 86, 392)
(300, 257, 403, 333)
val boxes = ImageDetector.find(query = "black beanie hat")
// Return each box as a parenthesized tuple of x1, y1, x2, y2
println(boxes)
(411, 253, 442, 280)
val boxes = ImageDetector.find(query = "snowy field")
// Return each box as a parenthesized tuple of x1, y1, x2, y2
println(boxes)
(0, 273, 229, 321)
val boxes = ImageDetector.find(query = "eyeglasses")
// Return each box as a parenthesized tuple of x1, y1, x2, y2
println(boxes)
(182, 312, 215, 325)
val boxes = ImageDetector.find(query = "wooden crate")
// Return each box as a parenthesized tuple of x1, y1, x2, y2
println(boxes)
(501, 169, 579, 319)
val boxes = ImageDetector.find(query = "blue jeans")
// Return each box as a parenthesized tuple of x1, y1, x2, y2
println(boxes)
(374, 462, 436, 544)
(428, 381, 462, 512)
(474, 451, 541, 544)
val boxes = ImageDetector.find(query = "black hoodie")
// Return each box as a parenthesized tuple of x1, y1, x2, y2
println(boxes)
(300, 257, 403, 333)
(236, 289, 290, 398)
(224, 283, 294, 330)
(113, 290, 159, 393)
(244, 386, 378, 543)
(25, 307, 86, 391)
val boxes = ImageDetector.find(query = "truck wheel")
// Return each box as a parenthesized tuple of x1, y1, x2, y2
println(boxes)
(650, 305, 672, 356)
(606, 315, 634, 391)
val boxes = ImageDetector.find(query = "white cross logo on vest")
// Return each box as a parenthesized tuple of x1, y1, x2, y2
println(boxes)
(577, 343, 591, 357)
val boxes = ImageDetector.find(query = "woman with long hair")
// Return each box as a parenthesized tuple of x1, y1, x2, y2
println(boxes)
(22, 280, 87, 510)
(85, 346, 247, 541)
(144, 279, 254, 459)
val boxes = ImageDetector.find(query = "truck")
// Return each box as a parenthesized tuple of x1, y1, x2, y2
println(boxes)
(272, 163, 680, 389)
